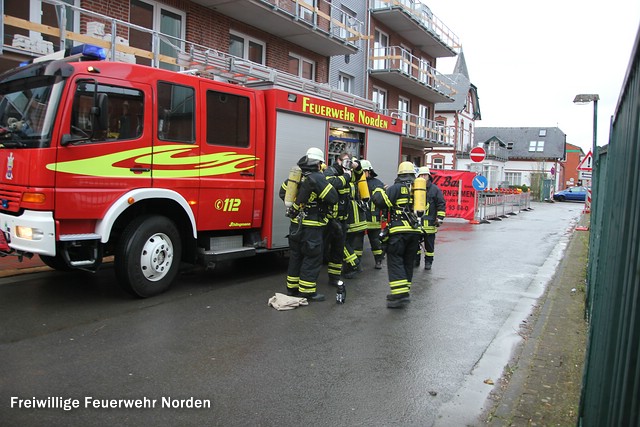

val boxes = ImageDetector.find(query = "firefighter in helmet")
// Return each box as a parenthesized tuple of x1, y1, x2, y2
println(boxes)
(359, 159, 386, 269)
(371, 161, 422, 308)
(279, 148, 338, 301)
(414, 166, 446, 270)
(323, 151, 363, 285)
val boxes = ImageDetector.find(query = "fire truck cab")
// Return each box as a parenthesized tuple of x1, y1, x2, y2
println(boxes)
(0, 45, 402, 297)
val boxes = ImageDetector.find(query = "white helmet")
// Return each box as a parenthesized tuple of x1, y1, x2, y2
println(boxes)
(360, 159, 372, 171)
(306, 147, 325, 163)
(417, 166, 431, 176)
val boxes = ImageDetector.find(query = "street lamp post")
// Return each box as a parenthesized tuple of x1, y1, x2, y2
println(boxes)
(573, 94, 599, 179)
(573, 94, 599, 205)
(573, 93, 599, 315)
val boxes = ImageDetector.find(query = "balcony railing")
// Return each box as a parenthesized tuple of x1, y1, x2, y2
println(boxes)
(384, 109, 453, 146)
(189, 0, 367, 55)
(370, 0, 460, 57)
(369, 46, 456, 103)
(1, 0, 379, 110)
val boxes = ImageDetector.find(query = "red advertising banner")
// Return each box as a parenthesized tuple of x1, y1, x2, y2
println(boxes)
(431, 170, 477, 221)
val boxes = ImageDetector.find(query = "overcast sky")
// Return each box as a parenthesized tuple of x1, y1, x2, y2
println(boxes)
(428, 0, 640, 154)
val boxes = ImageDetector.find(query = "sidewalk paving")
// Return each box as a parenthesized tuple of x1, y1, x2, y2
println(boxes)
(483, 214, 589, 426)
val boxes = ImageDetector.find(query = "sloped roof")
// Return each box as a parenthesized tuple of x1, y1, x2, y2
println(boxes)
(474, 127, 566, 160)
(435, 51, 480, 119)
(435, 73, 469, 111)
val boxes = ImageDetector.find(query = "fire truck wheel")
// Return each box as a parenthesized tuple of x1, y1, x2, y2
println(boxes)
(115, 215, 182, 298)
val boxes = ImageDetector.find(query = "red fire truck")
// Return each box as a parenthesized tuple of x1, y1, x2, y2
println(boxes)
(0, 45, 403, 297)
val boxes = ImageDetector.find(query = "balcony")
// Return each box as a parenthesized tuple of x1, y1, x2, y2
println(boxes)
(370, 0, 459, 58)
(369, 46, 456, 103)
(384, 109, 453, 149)
(190, 0, 365, 56)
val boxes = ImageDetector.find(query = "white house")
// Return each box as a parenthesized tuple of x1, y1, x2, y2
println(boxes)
(474, 127, 567, 198)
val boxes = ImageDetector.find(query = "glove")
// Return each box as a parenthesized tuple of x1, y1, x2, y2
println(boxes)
(286, 206, 298, 218)
(436, 218, 444, 227)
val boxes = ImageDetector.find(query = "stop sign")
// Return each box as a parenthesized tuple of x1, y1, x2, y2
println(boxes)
(470, 146, 486, 163)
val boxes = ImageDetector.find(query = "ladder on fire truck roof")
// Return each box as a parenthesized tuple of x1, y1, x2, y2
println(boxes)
(10, 0, 378, 112)
(176, 46, 377, 111)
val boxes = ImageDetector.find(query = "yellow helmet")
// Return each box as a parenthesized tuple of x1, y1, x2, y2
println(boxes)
(397, 161, 415, 175)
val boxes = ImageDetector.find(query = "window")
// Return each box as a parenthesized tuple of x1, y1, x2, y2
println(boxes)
(418, 104, 429, 139)
(505, 172, 522, 186)
(373, 30, 389, 70)
(71, 82, 144, 141)
(432, 157, 444, 169)
(338, 73, 353, 93)
(41, 0, 78, 50)
(529, 140, 544, 152)
(339, 6, 356, 39)
(418, 58, 430, 85)
(435, 119, 445, 142)
(398, 97, 409, 134)
(130, 0, 186, 71)
(206, 91, 249, 148)
(229, 32, 265, 64)
(372, 87, 387, 111)
(288, 54, 315, 80)
(299, 0, 315, 23)
(507, 142, 514, 149)
(400, 44, 411, 75)
(539, 129, 547, 137)
(157, 82, 194, 143)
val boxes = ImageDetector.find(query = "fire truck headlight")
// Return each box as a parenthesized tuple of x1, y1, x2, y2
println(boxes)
(16, 226, 43, 240)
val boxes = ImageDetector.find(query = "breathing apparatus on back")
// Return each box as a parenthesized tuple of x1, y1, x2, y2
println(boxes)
(358, 159, 372, 201)
(284, 166, 302, 208)
(414, 165, 431, 217)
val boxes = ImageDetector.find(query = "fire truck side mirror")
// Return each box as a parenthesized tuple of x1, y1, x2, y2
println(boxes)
(92, 93, 109, 131)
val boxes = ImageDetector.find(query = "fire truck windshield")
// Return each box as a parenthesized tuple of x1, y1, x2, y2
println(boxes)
(0, 75, 65, 148)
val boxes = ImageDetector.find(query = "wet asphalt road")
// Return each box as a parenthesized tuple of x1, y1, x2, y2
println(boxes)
(0, 201, 584, 426)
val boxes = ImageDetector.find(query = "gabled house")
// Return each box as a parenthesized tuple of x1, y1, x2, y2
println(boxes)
(563, 143, 586, 189)
(428, 50, 482, 170)
(474, 127, 567, 199)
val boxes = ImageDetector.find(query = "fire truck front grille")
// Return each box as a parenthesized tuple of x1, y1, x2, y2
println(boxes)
(0, 189, 21, 213)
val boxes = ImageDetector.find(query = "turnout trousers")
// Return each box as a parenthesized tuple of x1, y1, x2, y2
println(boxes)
(386, 233, 420, 296)
(287, 224, 324, 295)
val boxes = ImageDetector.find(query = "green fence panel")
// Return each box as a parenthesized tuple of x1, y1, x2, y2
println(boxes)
(579, 25, 640, 426)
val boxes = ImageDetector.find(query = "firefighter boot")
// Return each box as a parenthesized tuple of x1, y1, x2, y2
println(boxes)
(386, 293, 410, 308)
(374, 256, 383, 270)
(424, 257, 433, 270)
(287, 287, 301, 297)
(304, 292, 326, 302)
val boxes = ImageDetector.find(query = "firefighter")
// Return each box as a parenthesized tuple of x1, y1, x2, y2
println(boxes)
(371, 161, 422, 308)
(279, 148, 338, 301)
(345, 159, 369, 277)
(324, 151, 363, 284)
(414, 166, 446, 270)
(359, 160, 386, 269)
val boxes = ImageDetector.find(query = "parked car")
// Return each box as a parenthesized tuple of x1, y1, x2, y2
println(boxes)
(553, 186, 588, 202)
